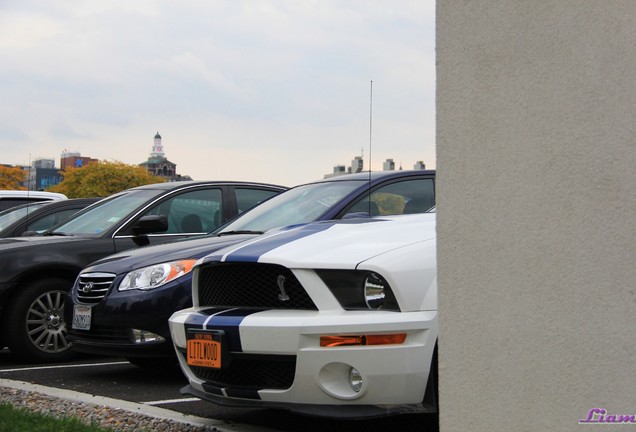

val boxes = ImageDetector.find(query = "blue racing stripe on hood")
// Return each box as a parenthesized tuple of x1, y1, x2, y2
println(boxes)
(184, 312, 213, 327)
(183, 308, 254, 329)
(222, 221, 337, 262)
(185, 308, 261, 353)
(207, 308, 256, 326)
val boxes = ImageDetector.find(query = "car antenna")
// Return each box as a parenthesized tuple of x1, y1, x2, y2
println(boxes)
(26, 153, 33, 231)
(368, 80, 373, 215)
(27, 153, 32, 195)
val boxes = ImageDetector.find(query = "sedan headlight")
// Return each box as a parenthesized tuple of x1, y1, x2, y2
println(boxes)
(118, 259, 197, 291)
(316, 270, 400, 311)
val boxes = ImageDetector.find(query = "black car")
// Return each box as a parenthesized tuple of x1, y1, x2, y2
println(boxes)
(65, 170, 436, 368)
(0, 198, 101, 238)
(0, 181, 286, 362)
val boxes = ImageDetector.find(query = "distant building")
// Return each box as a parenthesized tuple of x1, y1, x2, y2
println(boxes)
(413, 161, 426, 170)
(60, 151, 98, 171)
(350, 156, 363, 174)
(324, 165, 346, 179)
(325, 156, 427, 178)
(139, 132, 192, 181)
(324, 156, 364, 179)
(24, 158, 63, 191)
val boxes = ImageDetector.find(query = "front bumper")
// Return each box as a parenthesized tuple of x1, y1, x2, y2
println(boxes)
(66, 280, 191, 358)
(68, 333, 174, 358)
(169, 307, 438, 418)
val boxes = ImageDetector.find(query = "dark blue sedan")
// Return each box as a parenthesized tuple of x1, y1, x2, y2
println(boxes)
(66, 170, 435, 367)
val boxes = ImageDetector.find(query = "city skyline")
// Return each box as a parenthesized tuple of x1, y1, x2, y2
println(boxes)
(9, 132, 430, 182)
(1, 2, 435, 187)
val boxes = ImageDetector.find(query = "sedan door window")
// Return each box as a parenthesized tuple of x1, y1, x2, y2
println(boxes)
(345, 178, 435, 216)
(140, 188, 223, 234)
(235, 188, 281, 213)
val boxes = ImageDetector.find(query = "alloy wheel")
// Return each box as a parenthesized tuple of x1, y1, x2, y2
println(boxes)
(26, 289, 70, 354)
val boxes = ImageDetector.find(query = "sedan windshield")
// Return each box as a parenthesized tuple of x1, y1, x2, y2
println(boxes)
(50, 189, 160, 236)
(216, 180, 362, 234)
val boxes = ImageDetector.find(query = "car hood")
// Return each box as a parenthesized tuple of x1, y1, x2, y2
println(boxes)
(83, 233, 259, 273)
(199, 214, 436, 269)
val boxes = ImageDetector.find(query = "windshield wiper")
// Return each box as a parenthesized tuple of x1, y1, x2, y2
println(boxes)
(217, 230, 265, 236)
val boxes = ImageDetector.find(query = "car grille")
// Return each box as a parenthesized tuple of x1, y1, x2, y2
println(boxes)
(75, 272, 116, 305)
(197, 263, 317, 310)
(186, 352, 296, 391)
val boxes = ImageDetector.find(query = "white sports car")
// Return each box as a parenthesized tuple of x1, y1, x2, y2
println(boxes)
(169, 213, 437, 418)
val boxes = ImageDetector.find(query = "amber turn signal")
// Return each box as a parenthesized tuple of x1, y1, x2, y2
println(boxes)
(320, 333, 406, 347)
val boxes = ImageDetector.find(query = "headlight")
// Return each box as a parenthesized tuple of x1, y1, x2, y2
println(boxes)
(118, 259, 197, 291)
(363, 273, 388, 309)
(316, 270, 400, 311)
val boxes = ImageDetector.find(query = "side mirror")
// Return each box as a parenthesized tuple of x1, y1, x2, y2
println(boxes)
(131, 215, 169, 236)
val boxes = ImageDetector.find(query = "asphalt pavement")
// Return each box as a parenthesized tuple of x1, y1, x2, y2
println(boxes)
(0, 348, 437, 432)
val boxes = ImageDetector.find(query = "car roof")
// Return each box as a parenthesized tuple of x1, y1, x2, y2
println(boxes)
(0, 190, 67, 200)
(0, 197, 100, 213)
(313, 169, 435, 184)
(128, 180, 287, 192)
(126, 172, 433, 192)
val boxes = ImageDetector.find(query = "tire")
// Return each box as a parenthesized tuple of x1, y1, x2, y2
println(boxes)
(421, 343, 438, 413)
(3, 277, 77, 362)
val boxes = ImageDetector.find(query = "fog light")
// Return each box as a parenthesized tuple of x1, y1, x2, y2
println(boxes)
(348, 367, 363, 393)
(131, 329, 165, 344)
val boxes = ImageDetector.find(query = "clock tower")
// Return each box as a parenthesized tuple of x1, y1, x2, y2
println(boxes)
(140, 131, 191, 180)
(150, 131, 165, 158)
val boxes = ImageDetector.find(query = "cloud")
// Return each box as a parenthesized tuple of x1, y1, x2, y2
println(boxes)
(0, 1, 435, 185)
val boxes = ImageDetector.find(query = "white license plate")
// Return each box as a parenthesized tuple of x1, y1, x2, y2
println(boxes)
(72, 304, 92, 330)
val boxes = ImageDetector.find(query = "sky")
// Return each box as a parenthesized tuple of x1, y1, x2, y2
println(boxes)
(0, 1, 435, 187)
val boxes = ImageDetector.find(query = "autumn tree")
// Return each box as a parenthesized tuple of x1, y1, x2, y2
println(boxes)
(0, 165, 27, 190)
(50, 160, 166, 198)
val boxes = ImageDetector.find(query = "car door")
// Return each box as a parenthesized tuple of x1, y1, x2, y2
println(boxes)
(113, 186, 225, 252)
(341, 175, 436, 217)
(111, 184, 286, 252)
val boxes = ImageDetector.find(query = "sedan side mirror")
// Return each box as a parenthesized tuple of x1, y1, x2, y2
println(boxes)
(131, 215, 169, 236)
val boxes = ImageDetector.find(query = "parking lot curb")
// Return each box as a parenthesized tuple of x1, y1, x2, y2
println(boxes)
(0, 378, 276, 432)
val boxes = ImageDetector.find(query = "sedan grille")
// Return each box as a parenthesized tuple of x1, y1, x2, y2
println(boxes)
(75, 272, 116, 305)
(197, 263, 317, 310)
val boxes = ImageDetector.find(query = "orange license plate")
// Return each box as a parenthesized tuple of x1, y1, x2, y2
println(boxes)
(187, 335, 222, 368)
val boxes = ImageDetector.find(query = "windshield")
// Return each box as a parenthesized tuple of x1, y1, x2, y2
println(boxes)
(0, 202, 49, 230)
(51, 189, 160, 236)
(217, 180, 362, 234)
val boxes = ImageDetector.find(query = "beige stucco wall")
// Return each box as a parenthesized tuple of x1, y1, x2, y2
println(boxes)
(436, 2, 636, 431)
